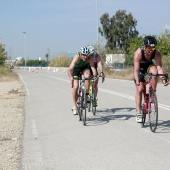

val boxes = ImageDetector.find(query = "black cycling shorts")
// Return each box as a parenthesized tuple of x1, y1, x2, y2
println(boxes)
(134, 61, 156, 83)
(72, 64, 90, 79)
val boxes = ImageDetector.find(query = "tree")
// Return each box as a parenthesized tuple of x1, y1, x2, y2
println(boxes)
(156, 30, 170, 73)
(99, 10, 139, 53)
(127, 35, 143, 53)
(124, 35, 143, 66)
(0, 43, 7, 65)
(156, 30, 170, 56)
(45, 53, 49, 63)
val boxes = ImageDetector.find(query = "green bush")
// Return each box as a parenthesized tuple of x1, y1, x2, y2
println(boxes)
(162, 55, 170, 74)
(0, 44, 7, 65)
(49, 54, 71, 67)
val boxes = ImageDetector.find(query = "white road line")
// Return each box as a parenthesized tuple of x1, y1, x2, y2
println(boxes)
(45, 75, 170, 111)
(48, 75, 70, 83)
(99, 87, 170, 111)
(18, 74, 30, 96)
(21, 120, 44, 170)
(99, 88, 135, 100)
(30, 120, 43, 169)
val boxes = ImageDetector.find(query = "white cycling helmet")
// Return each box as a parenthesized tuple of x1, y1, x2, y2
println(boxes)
(88, 45, 95, 54)
(80, 46, 90, 55)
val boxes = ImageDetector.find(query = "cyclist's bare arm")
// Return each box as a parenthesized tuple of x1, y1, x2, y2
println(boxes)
(154, 52, 164, 76)
(68, 55, 78, 80)
(154, 52, 169, 85)
(96, 54, 104, 74)
(89, 57, 97, 77)
(134, 48, 142, 85)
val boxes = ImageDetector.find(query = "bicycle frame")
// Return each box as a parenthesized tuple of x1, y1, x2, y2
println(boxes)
(72, 75, 103, 125)
(142, 76, 153, 114)
(88, 75, 103, 115)
(72, 75, 91, 126)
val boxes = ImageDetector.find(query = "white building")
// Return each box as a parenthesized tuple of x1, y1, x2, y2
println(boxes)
(105, 54, 125, 69)
(105, 54, 125, 64)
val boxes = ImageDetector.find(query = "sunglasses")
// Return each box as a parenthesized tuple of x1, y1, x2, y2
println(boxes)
(81, 54, 88, 57)
(145, 47, 155, 51)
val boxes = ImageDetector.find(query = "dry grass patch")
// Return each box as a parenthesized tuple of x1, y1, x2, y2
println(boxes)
(104, 67, 134, 80)
(0, 67, 18, 82)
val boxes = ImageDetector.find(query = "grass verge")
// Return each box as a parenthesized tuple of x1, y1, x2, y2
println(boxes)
(0, 67, 18, 82)
(104, 67, 134, 80)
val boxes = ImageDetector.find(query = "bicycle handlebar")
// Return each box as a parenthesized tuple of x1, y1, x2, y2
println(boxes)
(140, 73, 169, 83)
(72, 75, 105, 88)
(73, 75, 104, 81)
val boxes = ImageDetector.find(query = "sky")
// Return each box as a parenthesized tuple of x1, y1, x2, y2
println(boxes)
(1, 0, 170, 60)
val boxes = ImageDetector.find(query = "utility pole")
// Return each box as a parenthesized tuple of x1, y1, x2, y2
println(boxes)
(23, 32, 27, 68)
(96, 0, 99, 47)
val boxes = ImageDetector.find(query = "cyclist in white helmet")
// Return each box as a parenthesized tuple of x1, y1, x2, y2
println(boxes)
(88, 45, 105, 106)
(68, 46, 97, 115)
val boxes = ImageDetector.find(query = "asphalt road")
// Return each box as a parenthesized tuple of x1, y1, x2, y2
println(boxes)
(17, 67, 170, 170)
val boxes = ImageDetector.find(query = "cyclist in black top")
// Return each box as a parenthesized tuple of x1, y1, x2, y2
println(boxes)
(134, 36, 169, 122)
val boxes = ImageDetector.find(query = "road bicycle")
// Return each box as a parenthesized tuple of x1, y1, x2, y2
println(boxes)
(140, 72, 168, 132)
(88, 75, 104, 115)
(72, 76, 92, 126)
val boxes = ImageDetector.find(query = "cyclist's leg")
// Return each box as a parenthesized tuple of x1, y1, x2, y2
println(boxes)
(83, 68, 91, 93)
(83, 66, 91, 104)
(134, 69, 145, 114)
(72, 68, 80, 114)
(135, 84, 143, 123)
(135, 82, 144, 113)
(72, 80, 79, 107)
(148, 64, 158, 91)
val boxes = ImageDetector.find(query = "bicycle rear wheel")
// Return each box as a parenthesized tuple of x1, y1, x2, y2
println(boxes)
(92, 87, 96, 115)
(81, 90, 86, 126)
(88, 82, 93, 112)
(141, 105, 146, 126)
(149, 91, 158, 132)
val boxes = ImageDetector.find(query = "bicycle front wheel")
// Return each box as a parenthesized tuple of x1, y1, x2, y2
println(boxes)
(149, 91, 158, 132)
(88, 98, 91, 112)
(81, 90, 86, 126)
(77, 91, 82, 121)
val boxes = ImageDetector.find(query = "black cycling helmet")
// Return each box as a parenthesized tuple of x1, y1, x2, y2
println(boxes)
(143, 36, 157, 47)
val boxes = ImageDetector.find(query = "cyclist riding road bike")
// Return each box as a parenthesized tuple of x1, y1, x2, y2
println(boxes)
(88, 45, 105, 106)
(134, 35, 169, 123)
(68, 46, 97, 115)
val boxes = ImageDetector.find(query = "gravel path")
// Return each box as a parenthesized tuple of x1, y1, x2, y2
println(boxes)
(0, 79, 24, 170)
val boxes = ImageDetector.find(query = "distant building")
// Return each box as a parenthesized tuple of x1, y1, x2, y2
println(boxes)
(105, 54, 125, 69)
(16, 57, 24, 61)
(106, 54, 125, 64)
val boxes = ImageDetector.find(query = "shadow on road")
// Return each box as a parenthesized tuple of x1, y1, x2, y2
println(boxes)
(156, 120, 170, 133)
(134, 118, 170, 133)
(86, 107, 136, 126)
